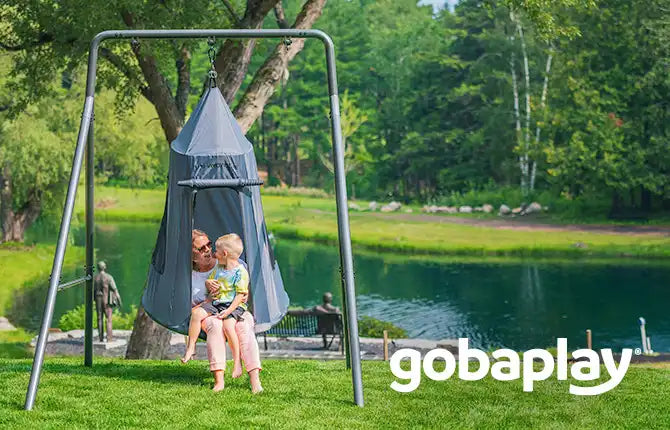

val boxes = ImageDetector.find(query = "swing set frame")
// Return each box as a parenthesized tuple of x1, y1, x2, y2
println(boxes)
(25, 29, 364, 410)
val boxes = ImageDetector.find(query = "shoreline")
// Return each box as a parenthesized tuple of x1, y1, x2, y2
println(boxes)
(75, 211, 670, 261)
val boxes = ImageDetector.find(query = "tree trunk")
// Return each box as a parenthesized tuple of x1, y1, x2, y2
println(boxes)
(531, 48, 553, 192)
(125, 306, 173, 359)
(123, 0, 326, 359)
(0, 166, 41, 243)
(294, 135, 301, 186)
(509, 28, 526, 195)
(515, 14, 532, 195)
(216, 0, 281, 102)
(641, 187, 652, 213)
(234, 0, 328, 133)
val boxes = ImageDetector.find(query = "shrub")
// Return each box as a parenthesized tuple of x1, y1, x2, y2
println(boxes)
(358, 316, 407, 339)
(58, 305, 138, 331)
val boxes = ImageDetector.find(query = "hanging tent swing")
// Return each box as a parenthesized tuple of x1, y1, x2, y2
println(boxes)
(144, 85, 289, 334)
(25, 30, 363, 411)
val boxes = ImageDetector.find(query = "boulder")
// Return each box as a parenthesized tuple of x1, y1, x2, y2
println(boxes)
(348, 202, 361, 211)
(512, 207, 523, 215)
(381, 201, 402, 212)
(368, 201, 378, 211)
(446, 206, 458, 214)
(499, 204, 511, 215)
(482, 204, 494, 213)
(474, 206, 483, 212)
(521, 201, 542, 215)
(459, 206, 473, 213)
(0, 317, 16, 331)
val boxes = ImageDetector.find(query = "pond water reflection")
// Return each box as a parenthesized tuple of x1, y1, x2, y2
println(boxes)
(15, 221, 670, 351)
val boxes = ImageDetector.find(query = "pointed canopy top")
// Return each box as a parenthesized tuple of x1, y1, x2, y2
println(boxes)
(171, 87, 252, 156)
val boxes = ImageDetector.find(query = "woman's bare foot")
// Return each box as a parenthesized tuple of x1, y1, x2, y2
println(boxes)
(249, 369, 263, 394)
(212, 382, 225, 392)
(181, 347, 196, 364)
(232, 361, 243, 379)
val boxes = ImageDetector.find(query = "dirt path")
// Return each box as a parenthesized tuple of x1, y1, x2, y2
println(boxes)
(343, 211, 670, 236)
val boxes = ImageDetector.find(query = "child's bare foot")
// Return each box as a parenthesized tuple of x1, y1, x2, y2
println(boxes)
(252, 385, 264, 395)
(232, 361, 243, 379)
(181, 347, 196, 364)
(212, 382, 225, 392)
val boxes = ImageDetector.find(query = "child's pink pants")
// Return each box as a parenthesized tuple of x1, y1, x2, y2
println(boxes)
(202, 312, 262, 373)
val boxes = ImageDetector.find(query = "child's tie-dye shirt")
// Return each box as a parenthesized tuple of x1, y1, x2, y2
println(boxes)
(207, 264, 249, 310)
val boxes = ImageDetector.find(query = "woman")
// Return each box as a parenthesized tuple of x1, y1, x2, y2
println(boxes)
(191, 229, 263, 393)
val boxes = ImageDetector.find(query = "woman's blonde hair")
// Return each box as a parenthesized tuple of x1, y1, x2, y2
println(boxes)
(192, 229, 208, 244)
(215, 233, 243, 258)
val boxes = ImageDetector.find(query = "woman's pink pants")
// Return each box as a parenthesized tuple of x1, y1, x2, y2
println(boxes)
(201, 311, 262, 373)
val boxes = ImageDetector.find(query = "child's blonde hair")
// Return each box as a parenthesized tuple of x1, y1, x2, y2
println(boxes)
(215, 233, 244, 258)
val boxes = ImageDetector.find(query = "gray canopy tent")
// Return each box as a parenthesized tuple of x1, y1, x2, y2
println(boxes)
(25, 29, 363, 410)
(145, 85, 288, 334)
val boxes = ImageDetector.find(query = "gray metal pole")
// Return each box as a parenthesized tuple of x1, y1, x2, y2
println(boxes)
(238, 190, 253, 314)
(26, 27, 364, 410)
(84, 107, 94, 365)
(24, 97, 94, 410)
(322, 35, 364, 407)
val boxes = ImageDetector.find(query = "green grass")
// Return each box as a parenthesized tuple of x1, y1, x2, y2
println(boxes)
(0, 243, 84, 315)
(74, 186, 670, 260)
(0, 330, 33, 359)
(0, 358, 668, 428)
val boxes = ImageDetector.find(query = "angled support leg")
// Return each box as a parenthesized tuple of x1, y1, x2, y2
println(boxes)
(24, 96, 95, 410)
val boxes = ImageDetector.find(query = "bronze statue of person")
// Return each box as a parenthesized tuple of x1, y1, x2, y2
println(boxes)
(312, 292, 340, 314)
(93, 261, 122, 342)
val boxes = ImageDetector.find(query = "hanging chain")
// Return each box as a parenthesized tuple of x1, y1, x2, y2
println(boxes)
(207, 36, 218, 87)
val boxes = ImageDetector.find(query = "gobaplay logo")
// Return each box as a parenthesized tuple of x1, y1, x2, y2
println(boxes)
(390, 338, 633, 395)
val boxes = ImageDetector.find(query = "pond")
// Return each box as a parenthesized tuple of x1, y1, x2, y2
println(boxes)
(16, 221, 670, 351)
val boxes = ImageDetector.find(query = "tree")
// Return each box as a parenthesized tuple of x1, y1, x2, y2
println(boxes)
(317, 91, 371, 197)
(2, 0, 328, 358)
(544, 0, 670, 214)
(0, 72, 74, 241)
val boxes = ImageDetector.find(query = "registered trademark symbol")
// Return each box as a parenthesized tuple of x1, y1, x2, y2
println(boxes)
(634, 348, 642, 355)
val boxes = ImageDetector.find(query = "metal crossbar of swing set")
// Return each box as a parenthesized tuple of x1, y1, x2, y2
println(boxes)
(177, 178, 264, 188)
(25, 29, 364, 411)
(57, 275, 92, 292)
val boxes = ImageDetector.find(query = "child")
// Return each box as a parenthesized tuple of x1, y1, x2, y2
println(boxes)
(181, 233, 249, 381)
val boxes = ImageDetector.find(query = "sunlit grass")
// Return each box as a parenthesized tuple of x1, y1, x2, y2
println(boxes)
(0, 329, 33, 359)
(73, 186, 670, 259)
(0, 358, 668, 429)
(0, 243, 84, 314)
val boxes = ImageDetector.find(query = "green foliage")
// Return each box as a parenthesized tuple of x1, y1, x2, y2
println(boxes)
(3, 0, 670, 222)
(92, 90, 167, 187)
(58, 304, 138, 332)
(2, 1, 230, 114)
(358, 316, 407, 339)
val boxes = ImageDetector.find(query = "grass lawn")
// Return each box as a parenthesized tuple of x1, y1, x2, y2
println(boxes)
(0, 330, 33, 359)
(75, 186, 670, 259)
(0, 243, 84, 315)
(0, 358, 668, 429)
